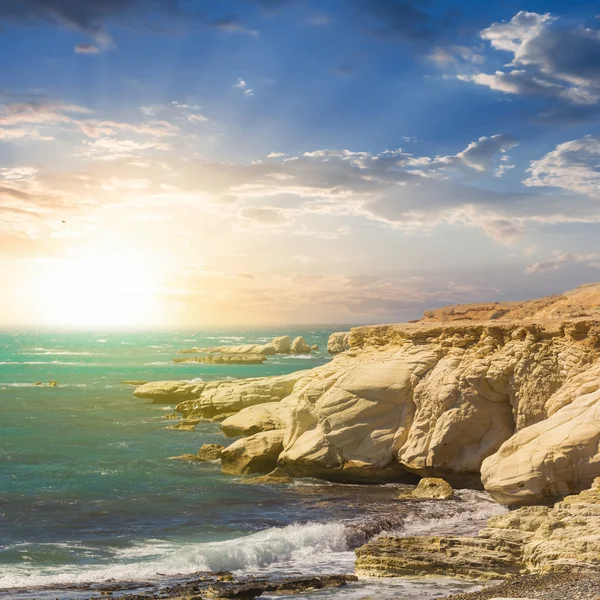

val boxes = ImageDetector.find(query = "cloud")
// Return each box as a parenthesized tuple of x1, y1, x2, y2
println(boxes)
(81, 138, 170, 161)
(238, 206, 291, 227)
(407, 134, 518, 174)
(0, 0, 261, 51)
(524, 136, 600, 197)
(526, 252, 600, 273)
(211, 16, 258, 36)
(234, 78, 254, 96)
(0, 100, 91, 126)
(75, 44, 100, 54)
(459, 11, 600, 119)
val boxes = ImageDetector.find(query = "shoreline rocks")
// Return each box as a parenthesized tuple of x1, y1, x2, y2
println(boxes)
(355, 479, 600, 580)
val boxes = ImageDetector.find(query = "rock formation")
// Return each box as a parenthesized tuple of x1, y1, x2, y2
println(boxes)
(196, 443, 225, 461)
(271, 336, 291, 354)
(399, 477, 454, 500)
(291, 336, 311, 354)
(327, 332, 350, 354)
(355, 478, 600, 579)
(135, 284, 600, 505)
(173, 353, 266, 365)
(220, 430, 284, 475)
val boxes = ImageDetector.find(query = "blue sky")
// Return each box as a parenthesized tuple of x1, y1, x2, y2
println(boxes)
(1, 0, 600, 326)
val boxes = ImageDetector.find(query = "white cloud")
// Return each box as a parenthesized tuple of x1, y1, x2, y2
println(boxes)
(234, 78, 254, 96)
(81, 138, 170, 161)
(459, 11, 600, 109)
(526, 252, 600, 273)
(525, 136, 600, 196)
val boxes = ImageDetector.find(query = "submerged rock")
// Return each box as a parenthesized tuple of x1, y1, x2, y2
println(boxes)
(239, 467, 293, 485)
(399, 478, 454, 500)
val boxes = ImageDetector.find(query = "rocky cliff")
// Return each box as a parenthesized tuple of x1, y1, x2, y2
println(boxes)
(135, 284, 600, 506)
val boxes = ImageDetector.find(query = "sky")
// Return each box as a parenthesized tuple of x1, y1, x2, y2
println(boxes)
(1, 0, 600, 327)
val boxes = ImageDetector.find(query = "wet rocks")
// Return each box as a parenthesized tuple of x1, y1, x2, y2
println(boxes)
(197, 443, 225, 461)
(355, 535, 523, 580)
(239, 467, 293, 485)
(399, 478, 454, 500)
(355, 480, 600, 580)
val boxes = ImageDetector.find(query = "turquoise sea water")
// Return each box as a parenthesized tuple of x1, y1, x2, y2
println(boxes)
(0, 328, 502, 599)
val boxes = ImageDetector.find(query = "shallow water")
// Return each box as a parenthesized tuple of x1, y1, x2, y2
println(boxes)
(0, 328, 503, 599)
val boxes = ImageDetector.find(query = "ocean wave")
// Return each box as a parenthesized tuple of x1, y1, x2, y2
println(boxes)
(0, 522, 348, 590)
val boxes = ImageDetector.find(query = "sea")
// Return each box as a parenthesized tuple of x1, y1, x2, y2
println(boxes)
(0, 327, 505, 600)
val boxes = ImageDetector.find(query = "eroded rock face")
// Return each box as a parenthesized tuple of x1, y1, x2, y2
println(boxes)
(327, 332, 350, 354)
(221, 430, 285, 475)
(482, 374, 600, 505)
(271, 336, 291, 354)
(172, 371, 310, 420)
(356, 480, 600, 579)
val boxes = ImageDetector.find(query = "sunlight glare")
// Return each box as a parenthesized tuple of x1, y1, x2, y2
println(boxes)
(34, 248, 161, 327)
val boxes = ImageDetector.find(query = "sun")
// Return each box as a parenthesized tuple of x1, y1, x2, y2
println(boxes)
(33, 247, 161, 328)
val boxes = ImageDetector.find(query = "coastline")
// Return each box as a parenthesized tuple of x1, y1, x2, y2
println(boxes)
(4, 285, 600, 599)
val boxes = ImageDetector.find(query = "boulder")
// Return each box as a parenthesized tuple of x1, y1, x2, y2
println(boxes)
(271, 336, 291, 354)
(291, 336, 311, 354)
(327, 332, 350, 354)
(197, 443, 225, 461)
(221, 430, 285, 475)
(399, 478, 454, 500)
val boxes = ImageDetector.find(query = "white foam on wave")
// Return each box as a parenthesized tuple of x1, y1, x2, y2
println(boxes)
(0, 522, 348, 590)
(379, 490, 507, 539)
